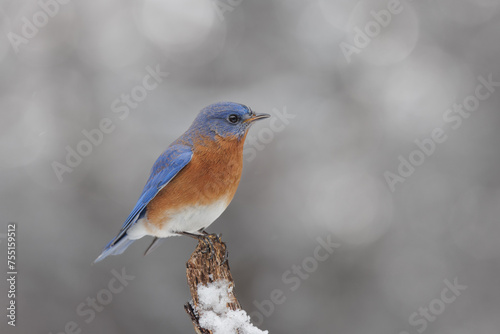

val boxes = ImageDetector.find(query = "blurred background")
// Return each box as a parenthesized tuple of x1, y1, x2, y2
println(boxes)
(1, 0, 500, 333)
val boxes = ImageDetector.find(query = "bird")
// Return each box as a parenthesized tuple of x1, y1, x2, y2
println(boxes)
(94, 102, 270, 263)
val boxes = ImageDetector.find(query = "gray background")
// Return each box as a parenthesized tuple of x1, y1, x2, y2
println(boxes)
(1, 0, 500, 333)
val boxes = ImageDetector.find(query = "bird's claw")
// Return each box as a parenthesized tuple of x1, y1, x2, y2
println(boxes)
(198, 233, 227, 264)
(200, 235, 216, 260)
(189, 230, 227, 264)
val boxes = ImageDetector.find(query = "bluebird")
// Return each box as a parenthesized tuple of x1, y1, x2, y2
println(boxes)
(95, 102, 270, 263)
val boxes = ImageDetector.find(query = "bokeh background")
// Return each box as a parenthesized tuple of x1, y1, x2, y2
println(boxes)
(1, 0, 500, 333)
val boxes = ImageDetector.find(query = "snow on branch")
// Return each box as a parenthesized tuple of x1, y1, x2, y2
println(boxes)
(184, 235, 268, 334)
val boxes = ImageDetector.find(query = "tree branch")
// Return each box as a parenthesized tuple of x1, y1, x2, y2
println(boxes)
(184, 235, 239, 333)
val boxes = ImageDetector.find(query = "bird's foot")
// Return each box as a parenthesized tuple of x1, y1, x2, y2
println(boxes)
(198, 229, 223, 241)
(200, 235, 216, 260)
(198, 231, 227, 263)
(183, 230, 226, 264)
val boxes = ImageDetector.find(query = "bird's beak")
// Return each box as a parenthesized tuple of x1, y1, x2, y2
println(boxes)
(244, 113, 271, 123)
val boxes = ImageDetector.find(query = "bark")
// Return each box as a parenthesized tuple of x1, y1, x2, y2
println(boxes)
(184, 235, 241, 333)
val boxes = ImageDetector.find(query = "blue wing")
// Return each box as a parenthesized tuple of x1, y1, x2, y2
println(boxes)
(94, 145, 193, 262)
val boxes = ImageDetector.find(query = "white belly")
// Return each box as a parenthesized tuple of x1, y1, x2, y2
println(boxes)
(127, 198, 230, 239)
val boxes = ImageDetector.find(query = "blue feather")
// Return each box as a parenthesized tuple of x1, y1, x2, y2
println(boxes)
(94, 145, 193, 263)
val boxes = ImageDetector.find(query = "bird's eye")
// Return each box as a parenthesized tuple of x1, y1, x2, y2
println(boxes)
(228, 114, 240, 124)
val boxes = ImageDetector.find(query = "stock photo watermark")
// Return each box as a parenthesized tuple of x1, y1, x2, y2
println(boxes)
(51, 64, 168, 183)
(110, 65, 169, 121)
(5, 223, 17, 327)
(249, 234, 340, 326)
(243, 106, 295, 162)
(7, 0, 72, 54)
(399, 277, 467, 334)
(384, 74, 500, 192)
(213, 0, 242, 21)
(340, 0, 415, 64)
(6, 0, 241, 53)
(49, 267, 135, 334)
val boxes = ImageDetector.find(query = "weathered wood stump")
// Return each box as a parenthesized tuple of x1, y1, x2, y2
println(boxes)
(184, 235, 241, 334)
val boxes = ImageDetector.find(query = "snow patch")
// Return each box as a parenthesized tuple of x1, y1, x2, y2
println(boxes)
(196, 280, 268, 334)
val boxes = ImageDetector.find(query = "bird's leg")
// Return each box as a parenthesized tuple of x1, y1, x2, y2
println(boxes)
(179, 231, 203, 240)
(198, 228, 208, 235)
(198, 229, 223, 244)
(204, 236, 216, 260)
(179, 231, 215, 259)
(198, 229, 228, 264)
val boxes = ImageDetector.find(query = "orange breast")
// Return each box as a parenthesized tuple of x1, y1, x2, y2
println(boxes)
(146, 134, 245, 228)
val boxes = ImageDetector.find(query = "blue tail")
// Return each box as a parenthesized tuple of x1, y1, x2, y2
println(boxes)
(94, 234, 135, 263)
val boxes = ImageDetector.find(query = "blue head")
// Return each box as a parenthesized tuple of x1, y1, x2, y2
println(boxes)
(189, 102, 270, 140)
